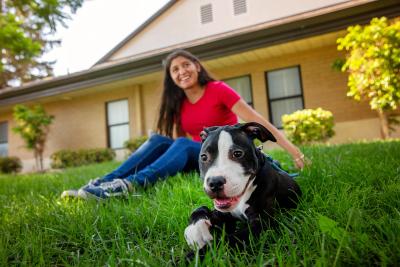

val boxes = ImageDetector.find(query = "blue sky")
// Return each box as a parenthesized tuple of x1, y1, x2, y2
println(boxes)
(43, 0, 169, 76)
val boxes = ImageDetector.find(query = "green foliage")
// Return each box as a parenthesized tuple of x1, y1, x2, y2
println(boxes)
(0, 0, 84, 88)
(12, 104, 54, 171)
(0, 156, 22, 174)
(282, 108, 335, 145)
(124, 136, 148, 153)
(337, 17, 400, 111)
(12, 105, 54, 150)
(331, 58, 345, 72)
(337, 17, 400, 138)
(50, 148, 115, 169)
(318, 214, 349, 243)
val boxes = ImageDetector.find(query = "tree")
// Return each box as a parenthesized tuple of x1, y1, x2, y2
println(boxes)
(0, 0, 83, 88)
(13, 105, 54, 171)
(337, 17, 400, 139)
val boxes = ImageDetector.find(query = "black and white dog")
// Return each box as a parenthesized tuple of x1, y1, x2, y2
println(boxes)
(184, 122, 301, 254)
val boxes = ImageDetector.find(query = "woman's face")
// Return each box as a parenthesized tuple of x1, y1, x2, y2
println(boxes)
(169, 56, 201, 90)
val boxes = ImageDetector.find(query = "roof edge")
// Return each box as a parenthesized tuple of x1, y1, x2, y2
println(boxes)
(1, 0, 399, 106)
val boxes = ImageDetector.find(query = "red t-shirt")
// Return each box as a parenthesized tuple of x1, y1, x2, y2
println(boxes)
(180, 81, 241, 142)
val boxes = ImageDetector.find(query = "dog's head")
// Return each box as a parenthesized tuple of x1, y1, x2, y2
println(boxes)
(199, 122, 276, 212)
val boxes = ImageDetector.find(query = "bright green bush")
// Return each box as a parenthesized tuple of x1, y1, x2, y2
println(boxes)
(124, 136, 148, 153)
(336, 17, 400, 138)
(0, 156, 22, 174)
(12, 104, 54, 171)
(50, 148, 115, 169)
(282, 108, 335, 145)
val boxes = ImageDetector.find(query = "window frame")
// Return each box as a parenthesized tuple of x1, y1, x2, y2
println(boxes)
(105, 99, 130, 150)
(223, 74, 254, 107)
(0, 121, 8, 156)
(265, 65, 305, 128)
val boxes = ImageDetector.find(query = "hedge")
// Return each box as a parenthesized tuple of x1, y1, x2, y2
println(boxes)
(0, 156, 22, 174)
(51, 148, 115, 169)
(124, 136, 148, 153)
(282, 108, 335, 145)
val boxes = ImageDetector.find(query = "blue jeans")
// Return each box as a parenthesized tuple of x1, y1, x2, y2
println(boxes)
(101, 134, 201, 186)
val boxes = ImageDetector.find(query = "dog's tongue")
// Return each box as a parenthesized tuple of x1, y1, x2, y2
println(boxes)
(214, 196, 239, 209)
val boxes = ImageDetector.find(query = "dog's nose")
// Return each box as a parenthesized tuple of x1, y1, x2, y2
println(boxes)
(207, 176, 226, 192)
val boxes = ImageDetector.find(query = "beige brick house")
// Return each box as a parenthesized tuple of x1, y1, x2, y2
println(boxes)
(0, 0, 399, 171)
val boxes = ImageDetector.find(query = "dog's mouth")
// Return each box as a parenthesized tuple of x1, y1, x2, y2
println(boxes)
(214, 195, 241, 210)
(212, 174, 255, 210)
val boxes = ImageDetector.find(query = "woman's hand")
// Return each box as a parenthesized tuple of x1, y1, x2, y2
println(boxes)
(293, 153, 305, 169)
(291, 151, 311, 169)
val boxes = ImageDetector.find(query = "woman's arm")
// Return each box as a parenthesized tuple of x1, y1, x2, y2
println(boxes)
(231, 99, 305, 169)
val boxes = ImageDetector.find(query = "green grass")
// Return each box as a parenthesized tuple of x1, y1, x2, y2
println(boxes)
(0, 140, 399, 266)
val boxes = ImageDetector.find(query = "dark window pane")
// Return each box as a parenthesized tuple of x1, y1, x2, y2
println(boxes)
(0, 144, 7, 156)
(224, 76, 253, 106)
(109, 124, 130, 149)
(267, 67, 301, 99)
(106, 100, 130, 149)
(270, 98, 303, 128)
(0, 122, 7, 143)
(266, 66, 304, 128)
(107, 100, 129, 125)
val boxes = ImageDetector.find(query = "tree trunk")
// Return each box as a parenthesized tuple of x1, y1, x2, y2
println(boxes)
(39, 151, 44, 172)
(34, 149, 40, 172)
(37, 144, 44, 172)
(377, 110, 390, 139)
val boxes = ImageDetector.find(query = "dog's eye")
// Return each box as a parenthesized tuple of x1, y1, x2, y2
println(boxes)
(200, 153, 208, 162)
(232, 150, 244, 158)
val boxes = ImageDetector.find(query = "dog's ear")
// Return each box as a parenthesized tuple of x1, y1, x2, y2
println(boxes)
(240, 122, 276, 142)
(200, 126, 220, 142)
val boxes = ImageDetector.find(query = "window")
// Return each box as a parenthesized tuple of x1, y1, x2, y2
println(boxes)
(233, 0, 247, 15)
(265, 66, 304, 128)
(106, 100, 130, 149)
(200, 4, 213, 24)
(0, 122, 8, 156)
(224, 75, 253, 106)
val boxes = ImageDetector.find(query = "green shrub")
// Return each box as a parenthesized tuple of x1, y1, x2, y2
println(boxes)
(0, 156, 22, 174)
(282, 108, 335, 145)
(124, 136, 148, 153)
(51, 148, 115, 169)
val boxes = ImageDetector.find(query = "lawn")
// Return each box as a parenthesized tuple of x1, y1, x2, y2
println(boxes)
(0, 140, 399, 266)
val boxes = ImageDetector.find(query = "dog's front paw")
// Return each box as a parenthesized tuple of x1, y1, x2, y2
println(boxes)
(184, 218, 213, 249)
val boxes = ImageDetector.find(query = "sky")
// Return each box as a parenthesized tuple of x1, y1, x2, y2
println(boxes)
(43, 0, 169, 76)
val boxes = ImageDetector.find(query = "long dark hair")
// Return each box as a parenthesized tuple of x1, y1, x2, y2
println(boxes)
(156, 50, 215, 137)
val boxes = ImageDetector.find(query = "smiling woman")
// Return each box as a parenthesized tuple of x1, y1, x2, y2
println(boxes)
(169, 56, 201, 91)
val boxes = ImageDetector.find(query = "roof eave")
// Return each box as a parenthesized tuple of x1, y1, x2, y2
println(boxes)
(1, 0, 399, 106)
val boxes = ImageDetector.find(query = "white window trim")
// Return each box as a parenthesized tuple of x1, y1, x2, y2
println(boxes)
(106, 99, 130, 149)
(265, 66, 305, 128)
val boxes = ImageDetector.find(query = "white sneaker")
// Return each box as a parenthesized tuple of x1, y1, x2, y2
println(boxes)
(61, 189, 80, 199)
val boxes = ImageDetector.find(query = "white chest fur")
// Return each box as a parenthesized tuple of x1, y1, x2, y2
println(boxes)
(230, 180, 257, 220)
